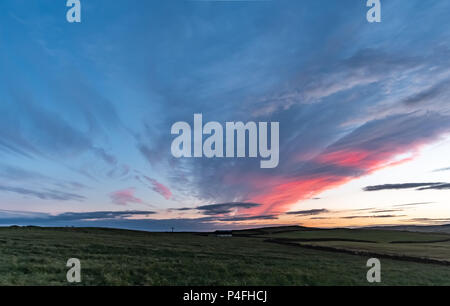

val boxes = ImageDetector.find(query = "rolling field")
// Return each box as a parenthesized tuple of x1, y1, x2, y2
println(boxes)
(0, 226, 450, 285)
(241, 227, 450, 263)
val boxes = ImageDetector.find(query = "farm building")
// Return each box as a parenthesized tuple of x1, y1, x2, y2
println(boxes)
(215, 230, 233, 237)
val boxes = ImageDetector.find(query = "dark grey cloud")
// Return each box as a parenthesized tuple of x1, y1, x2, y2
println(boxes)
(0, 210, 155, 224)
(369, 209, 403, 214)
(0, 209, 153, 224)
(0, 209, 49, 221)
(170, 203, 280, 223)
(418, 183, 450, 190)
(433, 167, 450, 172)
(0, 185, 85, 201)
(393, 202, 434, 207)
(341, 215, 406, 219)
(218, 215, 278, 222)
(187, 202, 262, 216)
(403, 80, 450, 105)
(51, 210, 156, 221)
(285, 209, 329, 216)
(363, 183, 446, 191)
(174, 207, 193, 211)
(318, 204, 433, 218)
(409, 218, 450, 222)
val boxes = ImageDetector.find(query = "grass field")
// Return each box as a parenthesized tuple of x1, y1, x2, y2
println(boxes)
(247, 228, 450, 262)
(0, 226, 450, 285)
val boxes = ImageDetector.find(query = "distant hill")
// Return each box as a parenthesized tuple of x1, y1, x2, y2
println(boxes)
(232, 225, 316, 235)
(231, 224, 450, 235)
(365, 224, 450, 234)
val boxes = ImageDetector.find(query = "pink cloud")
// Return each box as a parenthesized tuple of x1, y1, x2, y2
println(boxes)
(245, 114, 450, 215)
(110, 188, 143, 206)
(144, 176, 172, 200)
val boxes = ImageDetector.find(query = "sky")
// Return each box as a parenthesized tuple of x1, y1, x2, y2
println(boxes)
(0, 0, 449, 231)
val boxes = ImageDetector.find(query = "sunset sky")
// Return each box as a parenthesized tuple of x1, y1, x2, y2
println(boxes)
(0, 0, 449, 231)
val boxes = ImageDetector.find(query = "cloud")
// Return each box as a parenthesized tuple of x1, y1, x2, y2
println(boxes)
(0, 74, 127, 187)
(218, 215, 278, 222)
(403, 80, 450, 105)
(393, 202, 434, 207)
(341, 215, 406, 219)
(142, 176, 172, 200)
(93, 147, 118, 166)
(418, 183, 450, 190)
(110, 189, 143, 206)
(433, 167, 450, 172)
(285, 209, 329, 216)
(254, 49, 423, 114)
(407, 218, 450, 225)
(369, 209, 403, 214)
(194, 203, 261, 216)
(0, 209, 155, 226)
(247, 112, 450, 214)
(0, 209, 155, 222)
(51, 210, 155, 221)
(0, 209, 49, 220)
(0, 164, 88, 192)
(0, 91, 115, 163)
(0, 164, 47, 181)
(0, 185, 85, 201)
(364, 183, 449, 191)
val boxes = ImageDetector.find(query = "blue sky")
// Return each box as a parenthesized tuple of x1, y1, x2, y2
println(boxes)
(0, 0, 450, 231)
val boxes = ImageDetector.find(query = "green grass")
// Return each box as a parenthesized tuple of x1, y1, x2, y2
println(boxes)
(248, 228, 450, 262)
(0, 226, 450, 285)
(260, 228, 450, 243)
(299, 240, 450, 261)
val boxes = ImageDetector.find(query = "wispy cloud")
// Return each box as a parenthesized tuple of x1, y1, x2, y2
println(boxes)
(0, 209, 158, 227)
(0, 185, 85, 201)
(393, 202, 434, 207)
(363, 183, 447, 191)
(285, 209, 329, 216)
(418, 184, 450, 190)
(341, 215, 406, 219)
(51, 210, 155, 221)
(110, 189, 143, 206)
(218, 215, 278, 222)
(403, 80, 450, 106)
(194, 203, 261, 216)
(433, 167, 450, 172)
(407, 218, 450, 224)
(143, 176, 172, 200)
